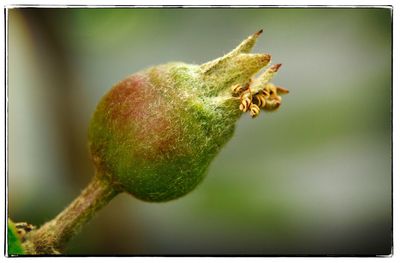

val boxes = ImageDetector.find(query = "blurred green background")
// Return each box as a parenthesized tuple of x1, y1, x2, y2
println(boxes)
(8, 8, 391, 255)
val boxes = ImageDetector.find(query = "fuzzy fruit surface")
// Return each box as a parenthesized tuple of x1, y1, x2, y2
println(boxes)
(88, 31, 278, 202)
(89, 63, 242, 202)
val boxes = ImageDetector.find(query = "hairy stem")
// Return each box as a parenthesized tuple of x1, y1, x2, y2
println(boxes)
(24, 174, 120, 254)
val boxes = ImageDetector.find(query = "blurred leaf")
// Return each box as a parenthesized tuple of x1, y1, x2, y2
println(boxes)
(8, 219, 25, 256)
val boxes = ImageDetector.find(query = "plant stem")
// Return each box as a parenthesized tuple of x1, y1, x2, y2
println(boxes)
(24, 174, 120, 254)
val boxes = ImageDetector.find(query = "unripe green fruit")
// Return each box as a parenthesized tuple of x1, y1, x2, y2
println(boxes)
(88, 30, 287, 202)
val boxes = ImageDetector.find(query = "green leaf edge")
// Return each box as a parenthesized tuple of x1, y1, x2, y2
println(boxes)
(7, 218, 25, 256)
